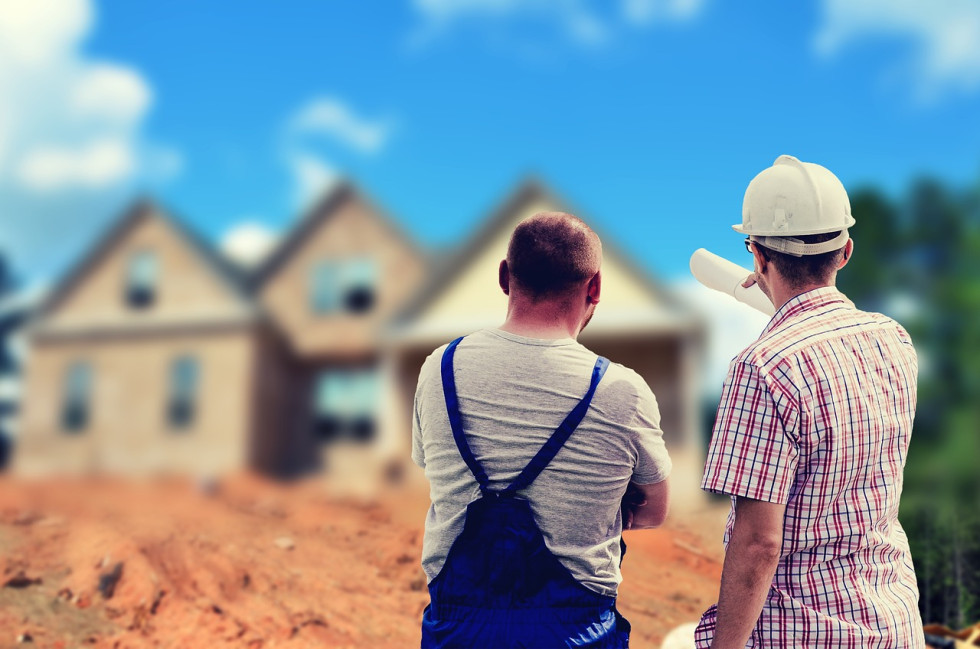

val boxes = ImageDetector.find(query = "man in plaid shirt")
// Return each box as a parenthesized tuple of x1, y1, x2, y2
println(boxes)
(695, 156, 924, 648)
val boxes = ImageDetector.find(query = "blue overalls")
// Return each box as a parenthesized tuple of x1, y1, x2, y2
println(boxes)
(421, 336, 631, 649)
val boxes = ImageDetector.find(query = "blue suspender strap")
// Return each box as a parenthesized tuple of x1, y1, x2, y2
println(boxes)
(442, 341, 610, 496)
(441, 337, 491, 491)
(502, 356, 610, 495)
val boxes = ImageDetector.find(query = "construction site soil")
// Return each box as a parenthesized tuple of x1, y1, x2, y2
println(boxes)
(0, 473, 725, 649)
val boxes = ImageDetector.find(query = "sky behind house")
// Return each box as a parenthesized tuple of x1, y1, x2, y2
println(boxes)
(3, 0, 980, 280)
(2, 0, 979, 381)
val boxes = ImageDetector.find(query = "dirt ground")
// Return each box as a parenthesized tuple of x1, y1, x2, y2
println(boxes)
(0, 472, 726, 649)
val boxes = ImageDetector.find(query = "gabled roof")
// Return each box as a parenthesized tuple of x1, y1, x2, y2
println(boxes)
(34, 198, 253, 321)
(396, 176, 703, 328)
(249, 180, 426, 290)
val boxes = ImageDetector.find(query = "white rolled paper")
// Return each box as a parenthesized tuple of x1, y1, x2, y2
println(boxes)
(689, 248, 775, 316)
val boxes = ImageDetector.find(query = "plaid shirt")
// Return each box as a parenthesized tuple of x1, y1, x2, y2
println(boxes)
(695, 287, 924, 648)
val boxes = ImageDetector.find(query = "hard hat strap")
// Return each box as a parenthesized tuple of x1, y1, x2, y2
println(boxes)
(750, 230, 849, 257)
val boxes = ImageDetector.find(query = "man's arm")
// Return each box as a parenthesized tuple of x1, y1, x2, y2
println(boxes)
(622, 479, 669, 529)
(411, 396, 425, 469)
(710, 496, 785, 649)
(622, 372, 672, 530)
(411, 359, 431, 469)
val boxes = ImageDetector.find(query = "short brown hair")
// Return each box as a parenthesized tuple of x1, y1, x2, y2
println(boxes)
(506, 212, 601, 298)
(755, 231, 847, 288)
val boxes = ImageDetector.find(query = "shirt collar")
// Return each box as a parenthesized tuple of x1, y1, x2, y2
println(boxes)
(761, 286, 854, 337)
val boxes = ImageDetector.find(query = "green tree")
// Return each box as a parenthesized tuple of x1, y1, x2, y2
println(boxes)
(840, 179, 980, 628)
(0, 252, 14, 299)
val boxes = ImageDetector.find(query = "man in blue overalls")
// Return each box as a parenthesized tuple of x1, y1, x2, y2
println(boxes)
(413, 212, 673, 648)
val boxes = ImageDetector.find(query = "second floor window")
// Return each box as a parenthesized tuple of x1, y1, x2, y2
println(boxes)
(167, 355, 200, 429)
(61, 361, 92, 432)
(309, 258, 377, 316)
(311, 261, 341, 314)
(125, 250, 158, 308)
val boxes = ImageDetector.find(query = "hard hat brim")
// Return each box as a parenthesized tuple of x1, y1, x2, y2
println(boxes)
(731, 214, 855, 236)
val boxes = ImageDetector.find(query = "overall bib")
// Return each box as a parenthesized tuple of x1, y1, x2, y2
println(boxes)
(421, 336, 631, 649)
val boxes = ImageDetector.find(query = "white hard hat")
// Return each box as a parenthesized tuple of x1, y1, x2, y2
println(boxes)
(734, 155, 855, 256)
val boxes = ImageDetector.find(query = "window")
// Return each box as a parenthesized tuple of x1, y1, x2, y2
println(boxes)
(313, 368, 379, 442)
(311, 261, 341, 314)
(125, 250, 158, 308)
(309, 258, 377, 315)
(167, 355, 200, 429)
(61, 361, 92, 432)
(342, 258, 377, 314)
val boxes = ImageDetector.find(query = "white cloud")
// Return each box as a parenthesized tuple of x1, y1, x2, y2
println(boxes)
(286, 151, 339, 209)
(16, 138, 134, 189)
(409, 0, 707, 49)
(220, 222, 279, 268)
(0, 0, 91, 67)
(415, 0, 522, 19)
(815, 0, 980, 99)
(565, 9, 608, 45)
(282, 97, 390, 208)
(0, 0, 177, 280)
(69, 64, 151, 125)
(411, 0, 609, 47)
(622, 0, 705, 25)
(288, 97, 392, 155)
(671, 278, 771, 396)
(0, 0, 163, 192)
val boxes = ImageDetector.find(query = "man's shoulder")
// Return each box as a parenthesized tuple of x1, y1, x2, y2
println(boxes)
(423, 331, 652, 389)
(733, 303, 915, 374)
(589, 357, 656, 415)
(424, 341, 452, 365)
(862, 308, 915, 347)
(417, 330, 515, 380)
(416, 341, 453, 391)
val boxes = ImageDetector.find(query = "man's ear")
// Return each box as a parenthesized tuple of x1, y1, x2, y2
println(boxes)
(586, 270, 601, 305)
(499, 259, 510, 296)
(751, 244, 769, 275)
(839, 239, 853, 269)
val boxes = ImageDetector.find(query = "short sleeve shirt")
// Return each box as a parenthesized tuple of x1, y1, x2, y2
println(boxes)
(413, 328, 671, 597)
(696, 287, 924, 648)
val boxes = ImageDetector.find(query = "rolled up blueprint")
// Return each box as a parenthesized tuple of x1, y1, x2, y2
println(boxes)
(690, 248, 775, 316)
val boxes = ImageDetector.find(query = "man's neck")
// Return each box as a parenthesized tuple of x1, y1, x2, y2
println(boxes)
(498, 317, 579, 340)
(499, 302, 582, 340)
(770, 281, 834, 312)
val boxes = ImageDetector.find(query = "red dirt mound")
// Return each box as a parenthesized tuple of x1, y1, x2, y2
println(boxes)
(0, 474, 724, 648)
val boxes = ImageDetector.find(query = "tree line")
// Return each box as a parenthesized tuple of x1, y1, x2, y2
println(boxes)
(838, 178, 980, 628)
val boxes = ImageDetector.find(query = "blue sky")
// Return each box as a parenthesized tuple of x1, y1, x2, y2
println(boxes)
(3, 0, 980, 286)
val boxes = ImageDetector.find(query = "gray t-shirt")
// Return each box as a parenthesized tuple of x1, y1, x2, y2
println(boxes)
(412, 328, 671, 597)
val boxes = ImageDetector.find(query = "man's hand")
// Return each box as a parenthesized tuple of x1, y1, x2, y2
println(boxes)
(710, 496, 785, 649)
(741, 273, 758, 289)
(621, 482, 646, 530)
(621, 480, 669, 530)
